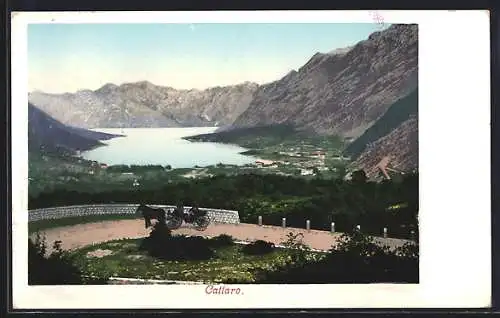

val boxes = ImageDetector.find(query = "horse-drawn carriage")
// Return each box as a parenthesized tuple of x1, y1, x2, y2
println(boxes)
(136, 204, 211, 231)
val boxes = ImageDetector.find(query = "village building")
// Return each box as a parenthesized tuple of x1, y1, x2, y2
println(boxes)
(255, 159, 275, 167)
(311, 150, 325, 158)
(343, 171, 353, 181)
(300, 169, 314, 176)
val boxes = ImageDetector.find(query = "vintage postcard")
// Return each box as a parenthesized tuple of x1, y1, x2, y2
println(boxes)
(11, 10, 490, 309)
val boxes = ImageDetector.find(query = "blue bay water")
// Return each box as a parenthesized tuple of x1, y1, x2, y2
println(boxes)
(81, 127, 257, 168)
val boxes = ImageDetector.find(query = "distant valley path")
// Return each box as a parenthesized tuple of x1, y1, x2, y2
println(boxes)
(33, 220, 411, 254)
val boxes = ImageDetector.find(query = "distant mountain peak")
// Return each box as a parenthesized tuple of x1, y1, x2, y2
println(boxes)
(95, 83, 119, 94)
(76, 89, 94, 95)
(327, 45, 354, 56)
(280, 69, 298, 82)
(135, 80, 157, 89)
(312, 51, 325, 58)
(239, 81, 259, 87)
(299, 52, 328, 72)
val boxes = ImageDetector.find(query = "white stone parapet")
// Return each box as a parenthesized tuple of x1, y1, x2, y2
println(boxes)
(28, 204, 240, 224)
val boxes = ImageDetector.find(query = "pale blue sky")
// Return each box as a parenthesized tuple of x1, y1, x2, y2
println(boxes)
(28, 23, 388, 93)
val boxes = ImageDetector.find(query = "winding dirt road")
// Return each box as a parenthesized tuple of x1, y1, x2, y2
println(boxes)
(32, 219, 412, 253)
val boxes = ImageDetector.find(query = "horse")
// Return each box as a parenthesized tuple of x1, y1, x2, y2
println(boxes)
(135, 204, 167, 228)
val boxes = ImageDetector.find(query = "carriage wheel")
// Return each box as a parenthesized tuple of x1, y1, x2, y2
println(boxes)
(194, 215, 210, 231)
(166, 215, 183, 230)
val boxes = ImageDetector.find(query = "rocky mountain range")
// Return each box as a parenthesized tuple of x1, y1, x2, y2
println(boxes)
(28, 23, 419, 176)
(29, 81, 259, 128)
(28, 103, 121, 155)
(230, 24, 418, 139)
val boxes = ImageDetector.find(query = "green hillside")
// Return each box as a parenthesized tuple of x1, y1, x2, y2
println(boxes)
(343, 88, 418, 160)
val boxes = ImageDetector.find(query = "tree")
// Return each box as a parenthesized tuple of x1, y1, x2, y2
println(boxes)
(334, 166, 347, 180)
(351, 170, 367, 184)
(281, 232, 310, 267)
(29, 172, 419, 239)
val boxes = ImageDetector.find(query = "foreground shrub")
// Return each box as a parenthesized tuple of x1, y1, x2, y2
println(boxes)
(327, 230, 418, 282)
(211, 234, 235, 247)
(394, 241, 419, 259)
(241, 240, 275, 255)
(331, 229, 389, 258)
(255, 230, 419, 284)
(280, 232, 311, 266)
(29, 233, 108, 285)
(139, 222, 214, 260)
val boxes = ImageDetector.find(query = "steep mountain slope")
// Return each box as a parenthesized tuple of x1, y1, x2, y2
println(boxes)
(351, 116, 418, 179)
(29, 81, 259, 129)
(343, 88, 418, 160)
(28, 103, 120, 154)
(230, 24, 418, 139)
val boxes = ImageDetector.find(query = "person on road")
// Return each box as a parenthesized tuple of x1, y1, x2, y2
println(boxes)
(174, 202, 184, 218)
(189, 202, 201, 219)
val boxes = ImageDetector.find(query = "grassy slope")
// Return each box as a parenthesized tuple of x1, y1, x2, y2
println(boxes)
(184, 124, 298, 143)
(343, 88, 418, 160)
(70, 238, 322, 283)
(184, 124, 343, 150)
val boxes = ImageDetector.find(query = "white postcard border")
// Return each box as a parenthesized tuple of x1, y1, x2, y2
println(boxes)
(11, 10, 491, 309)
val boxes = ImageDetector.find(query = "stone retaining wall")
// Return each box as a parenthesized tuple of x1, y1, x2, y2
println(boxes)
(28, 204, 240, 224)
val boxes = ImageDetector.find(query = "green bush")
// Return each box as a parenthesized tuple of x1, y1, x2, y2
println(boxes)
(280, 232, 310, 267)
(138, 222, 171, 257)
(211, 234, 235, 247)
(139, 222, 215, 260)
(241, 240, 275, 256)
(255, 230, 418, 283)
(28, 233, 108, 285)
(330, 229, 388, 257)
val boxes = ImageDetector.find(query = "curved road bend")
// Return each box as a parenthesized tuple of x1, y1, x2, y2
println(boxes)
(31, 219, 413, 254)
